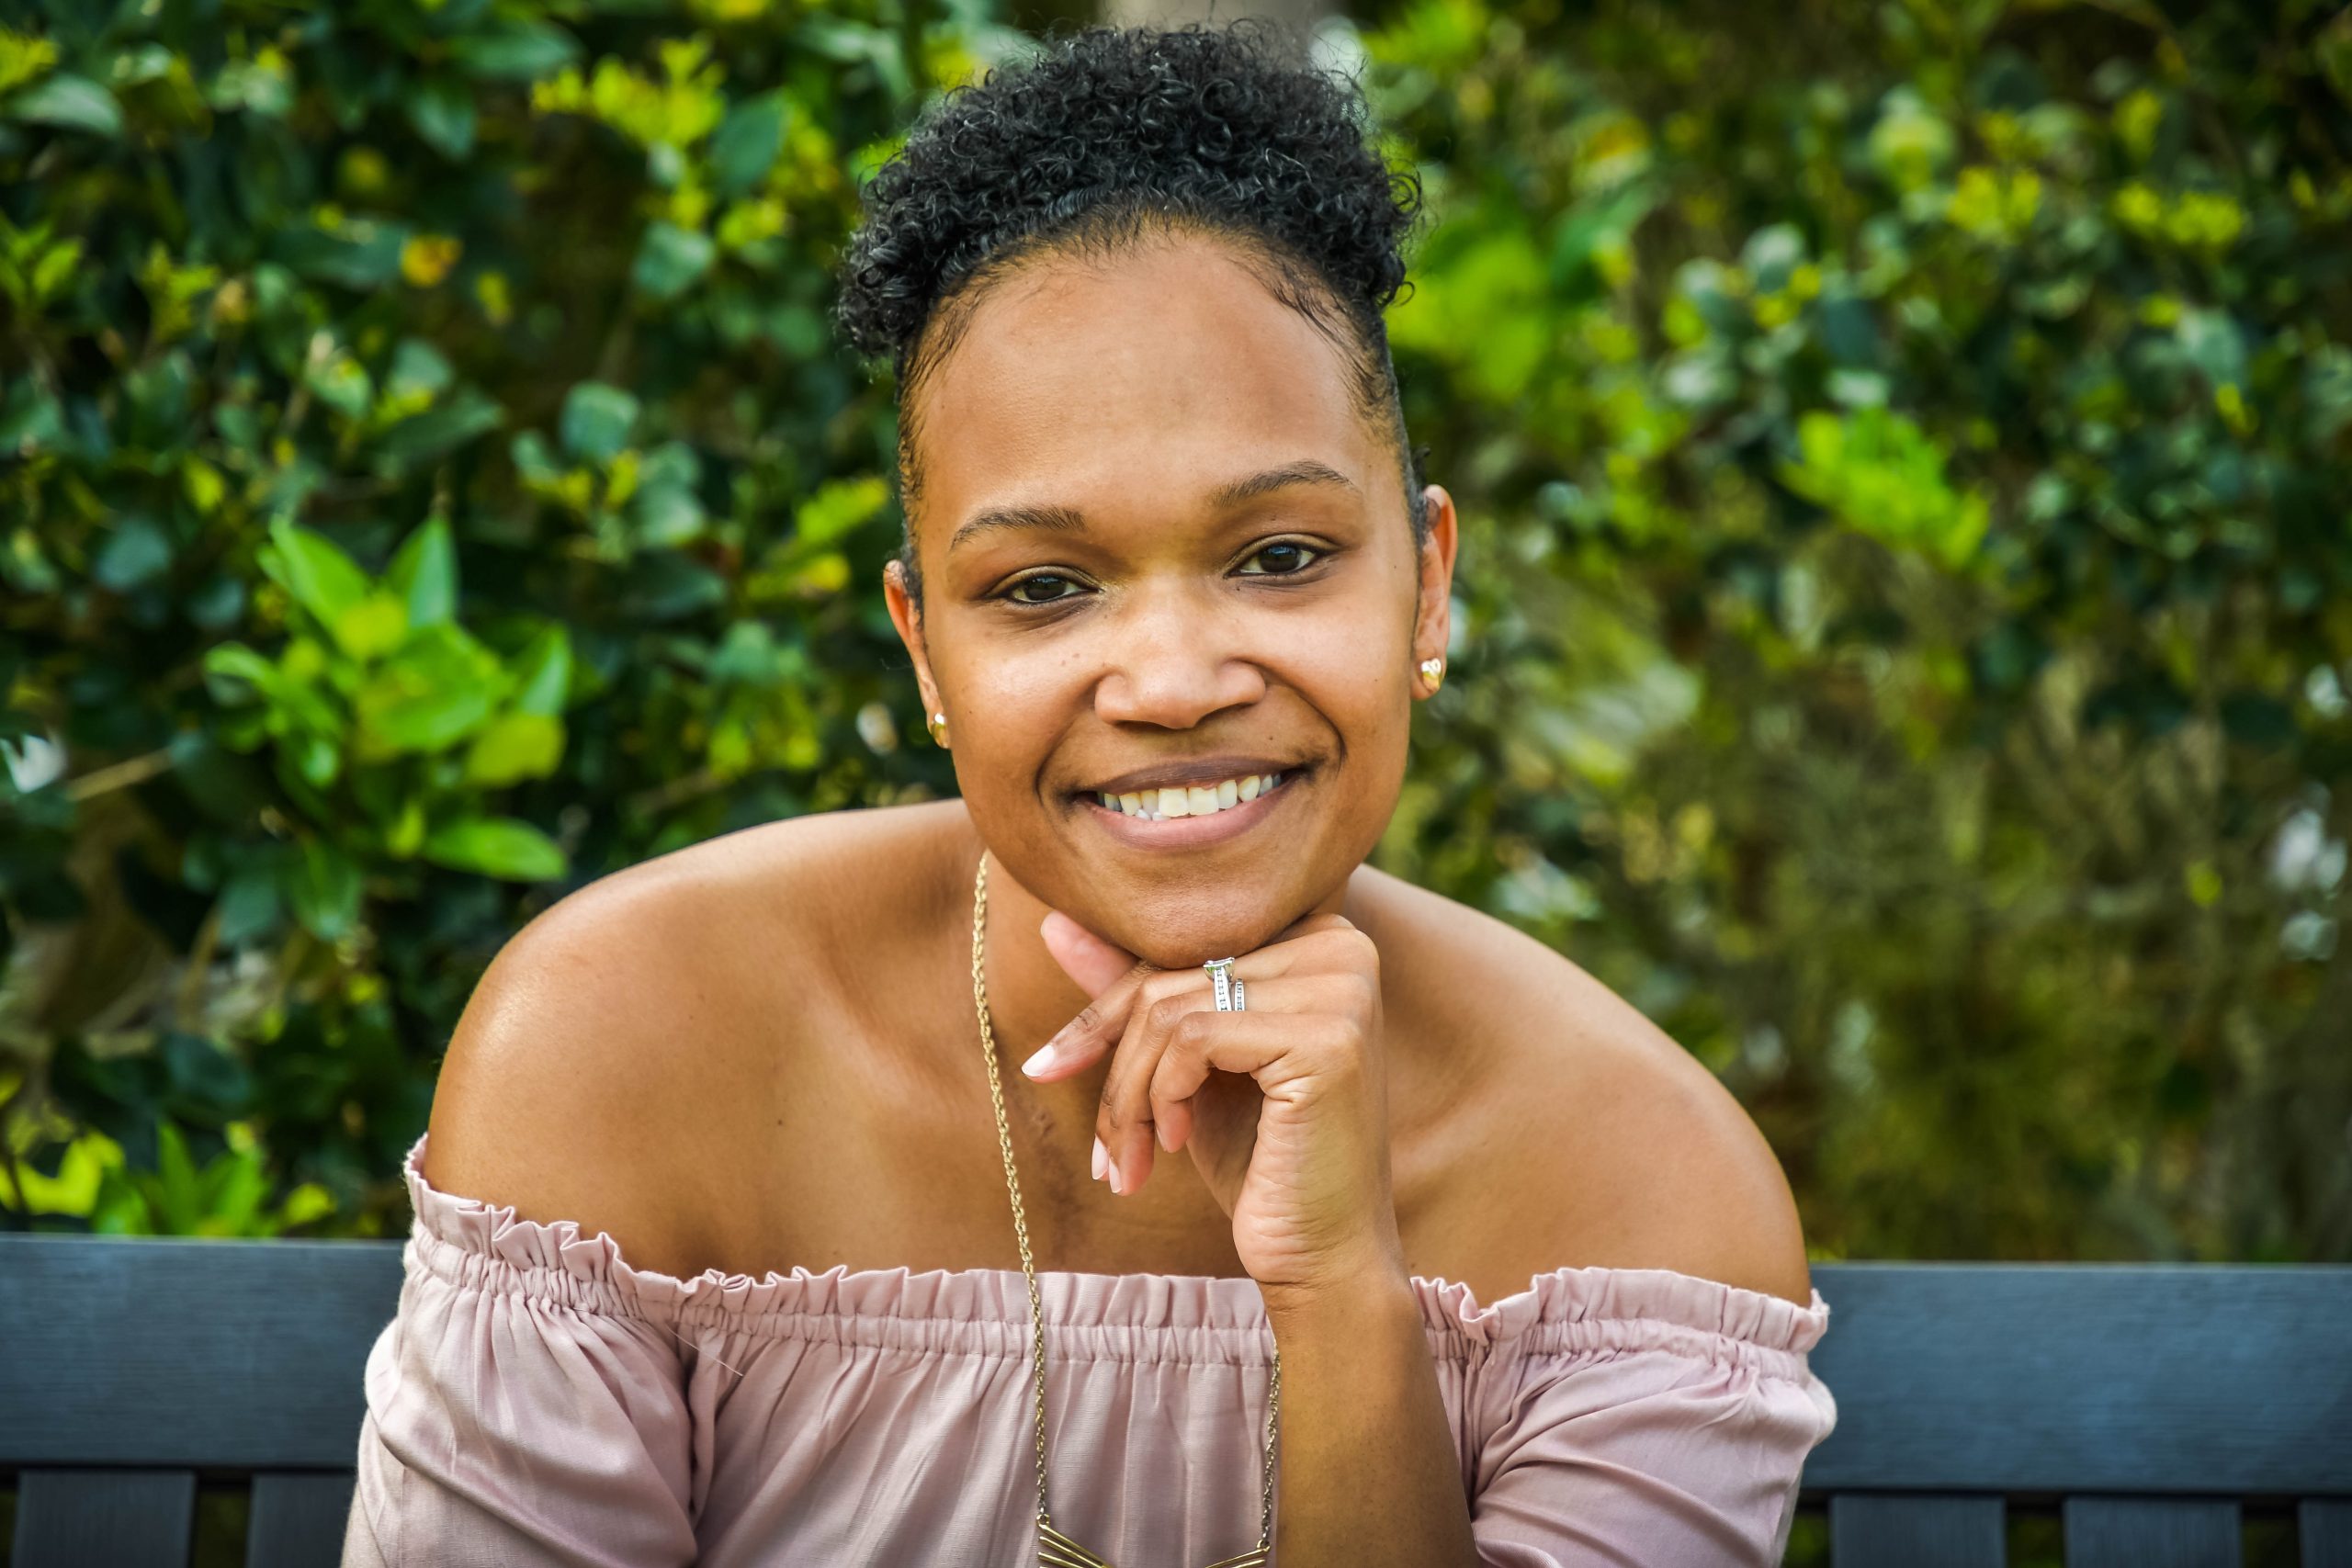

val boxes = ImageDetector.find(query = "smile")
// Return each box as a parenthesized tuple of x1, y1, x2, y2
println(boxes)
(1075, 770, 1299, 848)
(1091, 770, 1287, 820)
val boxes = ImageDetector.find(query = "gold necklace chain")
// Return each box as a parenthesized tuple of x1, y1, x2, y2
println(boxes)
(969, 854, 1281, 1565)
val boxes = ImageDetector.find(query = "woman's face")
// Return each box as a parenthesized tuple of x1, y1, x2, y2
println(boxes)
(885, 233, 1458, 967)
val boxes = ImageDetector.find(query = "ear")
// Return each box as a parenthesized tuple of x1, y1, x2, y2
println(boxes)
(1411, 483, 1459, 694)
(883, 555, 944, 722)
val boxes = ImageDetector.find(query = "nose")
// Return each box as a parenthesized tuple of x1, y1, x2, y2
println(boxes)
(1091, 583, 1266, 729)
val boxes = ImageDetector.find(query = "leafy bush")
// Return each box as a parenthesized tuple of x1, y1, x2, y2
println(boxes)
(1356, 0, 2352, 1261)
(1, 0, 1017, 1233)
(5, 0, 2348, 1267)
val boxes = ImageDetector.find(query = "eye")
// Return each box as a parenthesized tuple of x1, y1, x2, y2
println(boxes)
(1001, 571, 1088, 606)
(1236, 539, 1325, 576)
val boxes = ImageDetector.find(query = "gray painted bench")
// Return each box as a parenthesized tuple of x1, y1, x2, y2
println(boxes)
(1, 1240, 2346, 1565)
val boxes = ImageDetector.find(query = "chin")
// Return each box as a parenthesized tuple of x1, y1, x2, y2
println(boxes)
(1088, 883, 1322, 969)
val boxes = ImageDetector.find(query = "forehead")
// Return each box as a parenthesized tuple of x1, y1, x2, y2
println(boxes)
(909, 236, 1378, 537)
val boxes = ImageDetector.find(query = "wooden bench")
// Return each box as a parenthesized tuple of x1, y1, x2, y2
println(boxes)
(2, 1240, 2346, 1565)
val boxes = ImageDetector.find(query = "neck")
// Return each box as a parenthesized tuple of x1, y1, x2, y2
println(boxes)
(970, 846, 1098, 1068)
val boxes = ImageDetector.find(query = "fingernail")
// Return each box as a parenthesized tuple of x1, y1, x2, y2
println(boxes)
(1107, 1156, 1124, 1195)
(1091, 1135, 1107, 1182)
(1022, 1039, 1061, 1077)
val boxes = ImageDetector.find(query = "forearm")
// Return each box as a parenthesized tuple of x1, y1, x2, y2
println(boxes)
(1264, 1270, 1479, 1567)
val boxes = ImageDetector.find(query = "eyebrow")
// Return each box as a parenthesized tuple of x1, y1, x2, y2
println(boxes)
(945, 459, 1360, 555)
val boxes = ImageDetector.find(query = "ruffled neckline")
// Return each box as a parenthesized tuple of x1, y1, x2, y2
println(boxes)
(396, 1132, 1831, 1374)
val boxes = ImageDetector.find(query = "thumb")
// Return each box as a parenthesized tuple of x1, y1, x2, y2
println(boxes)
(1040, 909, 1140, 998)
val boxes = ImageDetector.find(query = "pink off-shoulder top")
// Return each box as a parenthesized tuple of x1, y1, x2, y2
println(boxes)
(342, 1131, 1838, 1567)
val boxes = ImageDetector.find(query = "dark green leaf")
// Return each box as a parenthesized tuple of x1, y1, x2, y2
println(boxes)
(632, 221, 714, 301)
(6, 74, 122, 137)
(450, 22, 582, 81)
(560, 381, 639, 461)
(373, 388, 504, 470)
(711, 92, 788, 198)
(94, 515, 175, 592)
(409, 77, 477, 160)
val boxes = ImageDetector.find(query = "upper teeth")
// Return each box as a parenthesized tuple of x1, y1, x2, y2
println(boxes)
(1096, 772, 1283, 819)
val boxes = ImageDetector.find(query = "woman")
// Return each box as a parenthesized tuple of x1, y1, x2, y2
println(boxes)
(344, 22, 1837, 1567)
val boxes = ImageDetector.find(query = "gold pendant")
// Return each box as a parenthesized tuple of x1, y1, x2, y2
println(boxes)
(1036, 1519, 1270, 1568)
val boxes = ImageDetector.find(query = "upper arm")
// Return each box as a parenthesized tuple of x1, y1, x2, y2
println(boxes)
(423, 867, 732, 1277)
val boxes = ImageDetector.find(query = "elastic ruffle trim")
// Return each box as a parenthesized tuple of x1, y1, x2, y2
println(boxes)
(399, 1131, 1829, 1377)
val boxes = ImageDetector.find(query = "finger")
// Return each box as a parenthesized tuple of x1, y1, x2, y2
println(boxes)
(1272, 909, 1357, 944)
(1028, 921, 1367, 1084)
(1039, 910, 1136, 998)
(1150, 1009, 1361, 1134)
(1145, 978, 1362, 1142)
(1095, 969, 1216, 1190)
(1021, 950, 1159, 1081)
(1100, 970, 1363, 1189)
(1144, 976, 1323, 1155)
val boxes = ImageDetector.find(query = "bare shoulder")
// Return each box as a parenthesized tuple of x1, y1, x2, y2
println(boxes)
(1358, 867, 1815, 1309)
(422, 799, 968, 1276)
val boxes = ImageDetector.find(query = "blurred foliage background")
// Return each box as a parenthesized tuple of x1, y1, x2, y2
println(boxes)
(2, 0, 2347, 1287)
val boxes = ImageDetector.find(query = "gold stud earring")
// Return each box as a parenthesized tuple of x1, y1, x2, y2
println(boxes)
(925, 710, 949, 747)
(1419, 657, 1445, 691)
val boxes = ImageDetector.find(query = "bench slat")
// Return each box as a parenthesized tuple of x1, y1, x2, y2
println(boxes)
(0, 1235, 402, 1467)
(2303, 1500, 2352, 1568)
(249, 1472, 359, 1568)
(10, 1469, 196, 1568)
(2063, 1497, 2240, 1568)
(1828, 1493, 2005, 1567)
(1804, 1264, 2352, 1494)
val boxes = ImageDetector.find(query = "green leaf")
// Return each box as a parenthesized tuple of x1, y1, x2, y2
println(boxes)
(200, 643, 284, 703)
(95, 514, 175, 591)
(509, 625, 572, 716)
(216, 859, 284, 945)
(409, 77, 477, 160)
(387, 515, 458, 627)
(373, 388, 503, 470)
(711, 91, 788, 198)
(287, 836, 363, 940)
(632, 221, 714, 301)
(160, 1030, 254, 1118)
(304, 355, 374, 422)
(794, 475, 890, 547)
(450, 22, 582, 81)
(462, 711, 564, 785)
(263, 519, 371, 630)
(352, 624, 507, 757)
(387, 339, 454, 402)
(422, 816, 568, 881)
(6, 73, 122, 137)
(560, 381, 639, 461)
(273, 221, 409, 290)
(332, 592, 411, 661)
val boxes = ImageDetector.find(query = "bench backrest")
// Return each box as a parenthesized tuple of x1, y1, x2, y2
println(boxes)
(2, 1240, 2346, 1566)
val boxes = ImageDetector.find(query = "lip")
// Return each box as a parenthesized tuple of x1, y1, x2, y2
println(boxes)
(1078, 754, 1304, 797)
(1078, 770, 1299, 851)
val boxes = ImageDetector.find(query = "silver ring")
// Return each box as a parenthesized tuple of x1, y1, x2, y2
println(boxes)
(1204, 956, 1246, 1011)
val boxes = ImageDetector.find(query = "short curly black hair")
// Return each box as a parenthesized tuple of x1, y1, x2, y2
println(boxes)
(834, 19, 1430, 608)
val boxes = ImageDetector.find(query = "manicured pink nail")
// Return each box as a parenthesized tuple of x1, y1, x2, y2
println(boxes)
(1106, 1156, 1124, 1195)
(1022, 1039, 1061, 1077)
(1091, 1135, 1107, 1182)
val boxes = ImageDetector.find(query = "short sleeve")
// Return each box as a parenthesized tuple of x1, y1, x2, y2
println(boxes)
(1437, 1267, 1838, 1568)
(341, 1139, 702, 1568)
